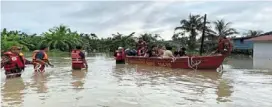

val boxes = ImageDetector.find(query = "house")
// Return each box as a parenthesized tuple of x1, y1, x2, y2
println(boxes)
(231, 36, 254, 54)
(246, 35, 272, 69)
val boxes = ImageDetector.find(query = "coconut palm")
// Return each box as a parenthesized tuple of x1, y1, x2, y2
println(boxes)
(109, 32, 135, 51)
(175, 14, 206, 50)
(246, 30, 263, 37)
(172, 32, 189, 47)
(140, 33, 160, 43)
(209, 19, 238, 37)
(40, 25, 83, 51)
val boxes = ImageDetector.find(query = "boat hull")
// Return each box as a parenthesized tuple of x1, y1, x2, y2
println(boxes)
(125, 55, 225, 70)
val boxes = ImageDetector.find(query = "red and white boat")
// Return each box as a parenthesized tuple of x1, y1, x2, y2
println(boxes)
(125, 14, 229, 71)
(125, 54, 225, 70)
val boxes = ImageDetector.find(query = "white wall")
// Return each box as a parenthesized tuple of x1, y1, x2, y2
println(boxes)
(253, 42, 272, 69)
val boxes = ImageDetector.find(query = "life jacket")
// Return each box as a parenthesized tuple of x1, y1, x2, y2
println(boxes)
(218, 39, 232, 55)
(19, 52, 26, 65)
(71, 50, 84, 64)
(3, 51, 25, 71)
(115, 50, 125, 61)
(121, 49, 125, 59)
(32, 50, 48, 64)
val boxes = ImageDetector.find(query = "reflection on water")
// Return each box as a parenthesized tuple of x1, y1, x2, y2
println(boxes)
(216, 79, 233, 102)
(71, 69, 87, 91)
(1, 53, 272, 107)
(1, 77, 25, 107)
(31, 73, 49, 93)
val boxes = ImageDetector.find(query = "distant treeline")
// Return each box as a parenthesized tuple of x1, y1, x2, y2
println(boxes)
(1, 14, 263, 52)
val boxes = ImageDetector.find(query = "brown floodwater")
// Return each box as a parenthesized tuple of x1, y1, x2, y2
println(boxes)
(1, 53, 272, 107)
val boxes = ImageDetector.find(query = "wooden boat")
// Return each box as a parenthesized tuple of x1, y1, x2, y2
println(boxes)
(125, 54, 225, 70)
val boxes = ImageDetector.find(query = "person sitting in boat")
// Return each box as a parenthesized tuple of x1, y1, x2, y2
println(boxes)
(71, 46, 88, 70)
(114, 47, 126, 64)
(162, 46, 175, 58)
(145, 45, 159, 57)
(174, 47, 186, 57)
(136, 38, 147, 56)
(158, 45, 165, 57)
(1, 46, 26, 78)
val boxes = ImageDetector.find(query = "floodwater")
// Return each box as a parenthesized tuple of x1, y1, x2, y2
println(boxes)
(1, 53, 272, 107)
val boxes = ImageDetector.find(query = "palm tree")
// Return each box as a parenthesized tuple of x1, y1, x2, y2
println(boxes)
(246, 30, 263, 37)
(209, 19, 238, 37)
(175, 14, 206, 50)
(172, 32, 189, 47)
(110, 32, 135, 51)
(40, 25, 82, 51)
(140, 33, 159, 43)
(90, 33, 98, 39)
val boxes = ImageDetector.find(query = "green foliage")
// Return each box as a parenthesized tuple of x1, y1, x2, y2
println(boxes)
(208, 19, 239, 37)
(173, 14, 239, 53)
(245, 30, 263, 37)
(1, 14, 240, 54)
(1, 26, 162, 52)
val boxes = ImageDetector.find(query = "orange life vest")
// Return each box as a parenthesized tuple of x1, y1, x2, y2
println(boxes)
(71, 50, 83, 64)
(3, 52, 25, 71)
(32, 50, 48, 64)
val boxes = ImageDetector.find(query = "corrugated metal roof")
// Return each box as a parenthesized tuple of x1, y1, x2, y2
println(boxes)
(246, 35, 272, 41)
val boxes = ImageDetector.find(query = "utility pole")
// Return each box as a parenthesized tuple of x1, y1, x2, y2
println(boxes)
(199, 14, 207, 56)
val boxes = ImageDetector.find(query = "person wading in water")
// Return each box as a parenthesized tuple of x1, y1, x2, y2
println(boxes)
(1, 46, 26, 78)
(32, 45, 54, 72)
(71, 46, 88, 70)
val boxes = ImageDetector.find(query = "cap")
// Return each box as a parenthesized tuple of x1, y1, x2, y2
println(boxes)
(118, 47, 123, 50)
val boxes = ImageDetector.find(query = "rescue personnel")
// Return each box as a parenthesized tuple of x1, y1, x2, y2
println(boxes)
(1, 46, 25, 78)
(71, 46, 88, 70)
(136, 38, 147, 56)
(217, 36, 233, 56)
(212, 36, 233, 56)
(32, 45, 54, 72)
(114, 47, 126, 64)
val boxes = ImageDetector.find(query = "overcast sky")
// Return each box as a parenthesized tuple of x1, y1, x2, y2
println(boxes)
(1, 0, 272, 40)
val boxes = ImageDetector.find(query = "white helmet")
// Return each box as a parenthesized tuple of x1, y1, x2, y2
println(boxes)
(118, 47, 123, 50)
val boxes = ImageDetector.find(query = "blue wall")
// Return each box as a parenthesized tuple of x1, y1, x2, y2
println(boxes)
(232, 39, 253, 50)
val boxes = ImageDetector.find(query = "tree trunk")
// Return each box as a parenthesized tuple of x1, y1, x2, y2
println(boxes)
(189, 29, 196, 50)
